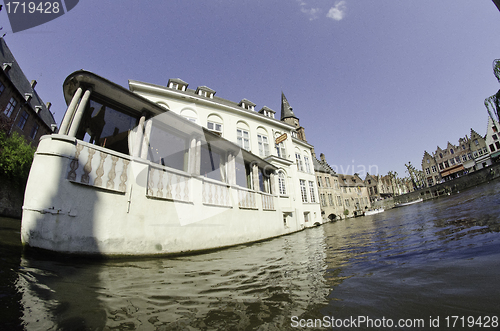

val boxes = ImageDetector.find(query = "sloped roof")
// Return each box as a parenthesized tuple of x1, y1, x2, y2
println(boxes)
(0, 38, 56, 129)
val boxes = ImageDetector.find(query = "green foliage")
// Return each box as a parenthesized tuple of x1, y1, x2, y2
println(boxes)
(343, 209, 349, 216)
(0, 131, 35, 181)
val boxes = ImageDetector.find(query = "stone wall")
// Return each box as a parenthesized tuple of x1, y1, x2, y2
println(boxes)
(394, 162, 500, 205)
(0, 175, 25, 219)
(371, 197, 395, 210)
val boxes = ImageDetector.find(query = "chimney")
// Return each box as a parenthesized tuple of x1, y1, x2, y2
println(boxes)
(46, 102, 52, 111)
(320, 153, 326, 162)
(31, 80, 37, 89)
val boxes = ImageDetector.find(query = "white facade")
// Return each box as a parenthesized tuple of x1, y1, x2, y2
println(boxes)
(128, 79, 321, 228)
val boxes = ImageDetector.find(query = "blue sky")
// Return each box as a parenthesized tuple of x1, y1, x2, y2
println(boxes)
(2, 0, 500, 178)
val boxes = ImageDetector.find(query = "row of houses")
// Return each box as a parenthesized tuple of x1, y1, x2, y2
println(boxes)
(421, 115, 500, 187)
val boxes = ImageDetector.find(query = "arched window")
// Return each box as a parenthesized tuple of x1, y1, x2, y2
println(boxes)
(257, 127, 270, 157)
(180, 108, 198, 123)
(236, 121, 250, 151)
(207, 114, 223, 136)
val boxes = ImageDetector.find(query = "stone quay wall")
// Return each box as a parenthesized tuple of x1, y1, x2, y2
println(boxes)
(0, 175, 25, 219)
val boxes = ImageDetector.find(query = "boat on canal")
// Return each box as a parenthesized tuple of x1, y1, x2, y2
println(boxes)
(364, 208, 384, 216)
(20, 70, 322, 256)
(394, 198, 423, 208)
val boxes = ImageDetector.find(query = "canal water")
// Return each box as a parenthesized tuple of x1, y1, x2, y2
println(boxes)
(1, 180, 500, 330)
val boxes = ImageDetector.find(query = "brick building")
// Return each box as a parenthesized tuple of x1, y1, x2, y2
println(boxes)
(0, 38, 57, 143)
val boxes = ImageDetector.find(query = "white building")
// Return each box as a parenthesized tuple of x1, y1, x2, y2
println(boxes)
(128, 78, 322, 228)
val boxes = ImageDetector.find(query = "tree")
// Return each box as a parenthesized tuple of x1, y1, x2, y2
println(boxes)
(0, 131, 36, 182)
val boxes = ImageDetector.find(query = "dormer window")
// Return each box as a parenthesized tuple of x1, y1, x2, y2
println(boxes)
(25, 93, 33, 102)
(167, 78, 188, 91)
(291, 131, 297, 138)
(258, 106, 276, 118)
(239, 99, 256, 111)
(196, 86, 216, 99)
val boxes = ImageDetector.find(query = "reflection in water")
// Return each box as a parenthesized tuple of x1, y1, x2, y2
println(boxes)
(3, 180, 500, 330)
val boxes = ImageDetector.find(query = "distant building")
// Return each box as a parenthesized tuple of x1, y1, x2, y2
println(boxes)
(485, 115, 500, 162)
(420, 115, 499, 187)
(337, 173, 371, 217)
(312, 151, 345, 221)
(0, 38, 57, 143)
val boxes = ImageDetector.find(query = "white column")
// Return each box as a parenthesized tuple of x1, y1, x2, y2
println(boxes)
(140, 119, 153, 160)
(252, 164, 259, 191)
(67, 88, 92, 138)
(133, 115, 146, 157)
(59, 87, 83, 135)
(194, 139, 201, 176)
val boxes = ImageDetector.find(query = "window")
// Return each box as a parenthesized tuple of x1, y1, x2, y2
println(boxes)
(496, 141, 500, 150)
(483, 147, 488, 154)
(325, 177, 331, 187)
(431, 165, 437, 173)
(304, 212, 310, 223)
(0, 81, 4, 95)
(308, 181, 316, 203)
(304, 156, 311, 173)
(295, 153, 304, 172)
(278, 171, 287, 195)
(237, 129, 250, 150)
(328, 193, 334, 206)
(3, 97, 17, 117)
(493, 134, 498, 141)
(300, 180, 308, 202)
(450, 149, 454, 155)
(426, 159, 430, 163)
(490, 144, 495, 152)
(345, 199, 350, 207)
(257, 134, 270, 157)
(207, 121, 222, 135)
(16, 110, 29, 130)
(444, 160, 450, 168)
(258, 168, 270, 193)
(29, 123, 39, 139)
(467, 153, 472, 160)
(425, 168, 430, 175)
(317, 176, 323, 187)
(455, 157, 460, 163)
(439, 153, 443, 158)
(337, 195, 342, 206)
(320, 193, 326, 207)
(276, 140, 286, 158)
(200, 144, 226, 182)
(334, 179, 339, 189)
(462, 155, 467, 162)
(474, 139, 479, 146)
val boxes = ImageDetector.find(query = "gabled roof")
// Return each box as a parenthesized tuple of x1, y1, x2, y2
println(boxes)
(0, 38, 56, 130)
